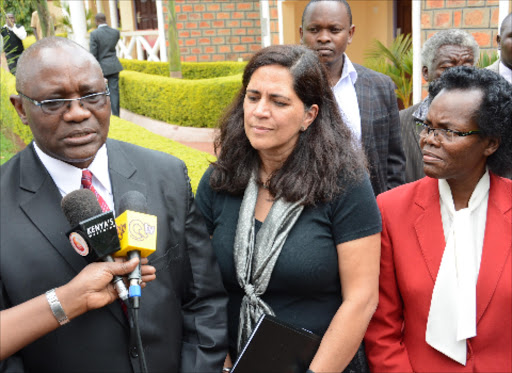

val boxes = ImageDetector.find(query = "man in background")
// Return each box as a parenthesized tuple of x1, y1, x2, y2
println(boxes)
(300, 0, 405, 196)
(30, 0, 61, 41)
(400, 29, 479, 182)
(487, 12, 512, 84)
(1, 12, 27, 75)
(90, 13, 123, 117)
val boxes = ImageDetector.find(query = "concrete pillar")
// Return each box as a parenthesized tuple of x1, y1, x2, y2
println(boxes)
(109, 0, 118, 29)
(412, 0, 422, 105)
(69, 0, 88, 49)
(156, 0, 167, 61)
(260, 0, 271, 47)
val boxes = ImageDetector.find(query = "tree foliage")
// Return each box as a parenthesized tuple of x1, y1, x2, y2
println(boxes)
(0, 0, 35, 32)
(364, 33, 413, 109)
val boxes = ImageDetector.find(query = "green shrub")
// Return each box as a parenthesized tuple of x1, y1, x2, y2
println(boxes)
(120, 70, 241, 128)
(0, 70, 214, 193)
(120, 59, 246, 80)
(0, 71, 32, 144)
(22, 33, 67, 50)
(477, 50, 499, 68)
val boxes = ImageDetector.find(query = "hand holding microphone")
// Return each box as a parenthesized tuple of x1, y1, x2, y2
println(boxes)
(61, 189, 129, 300)
(63, 258, 156, 313)
(0, 259, 156, 361)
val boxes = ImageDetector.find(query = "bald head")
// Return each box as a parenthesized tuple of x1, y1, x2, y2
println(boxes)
(95, 13, 107, 25)
(500, 12, 512, 35)
(16, 37, 101, 92)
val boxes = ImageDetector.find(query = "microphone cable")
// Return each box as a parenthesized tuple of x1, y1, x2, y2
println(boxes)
(129, 306, 149, 373)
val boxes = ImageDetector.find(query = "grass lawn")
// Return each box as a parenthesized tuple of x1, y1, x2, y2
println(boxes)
(0, 129, 19, 165)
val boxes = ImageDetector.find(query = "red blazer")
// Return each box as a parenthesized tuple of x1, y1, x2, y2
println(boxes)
(365, 174, 512, 372)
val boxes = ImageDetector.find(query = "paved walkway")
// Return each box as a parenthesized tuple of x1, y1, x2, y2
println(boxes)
(120, 109, 217, 155)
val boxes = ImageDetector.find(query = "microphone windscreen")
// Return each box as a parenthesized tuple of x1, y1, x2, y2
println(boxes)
(118, 191, 148, 214)
(61, 189, 103, 227)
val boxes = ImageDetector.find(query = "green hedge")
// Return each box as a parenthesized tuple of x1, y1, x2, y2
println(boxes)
(22, 33, 68, 50)
(120, 70, 241, 128)
(120, 58, 246, 80)
(0, 71, 33, 144)
(0, 70, 214, 193)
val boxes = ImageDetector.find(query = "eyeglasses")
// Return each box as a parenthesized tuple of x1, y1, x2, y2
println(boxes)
(18, 86, 110, 115)
(415, 120, 481, 143)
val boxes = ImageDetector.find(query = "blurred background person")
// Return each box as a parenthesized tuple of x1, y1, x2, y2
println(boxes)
(365, 66, 512, 372)
(196, 45, 381, 373)
(400, 29, 479, 183)
(1, 12, 27, 75)
(90, 13, 123, 117)
(487, 12, 512, 84)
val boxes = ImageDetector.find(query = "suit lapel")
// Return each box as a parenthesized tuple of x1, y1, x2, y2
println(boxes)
(19, 145, 89, 274)
(353, 65, 372, 149)
(106, 140, 147, 214)
(413, 178, 446, 283)
(476, 174, 512, 324)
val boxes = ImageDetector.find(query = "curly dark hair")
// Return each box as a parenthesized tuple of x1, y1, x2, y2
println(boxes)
(428, 66, 512, 177)
(210, 45, 365, 206)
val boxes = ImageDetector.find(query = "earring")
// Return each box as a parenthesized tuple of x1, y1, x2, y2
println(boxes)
(300, 126, 306, 132)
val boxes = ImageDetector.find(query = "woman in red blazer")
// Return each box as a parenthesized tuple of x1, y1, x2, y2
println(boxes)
(365, 67, 512, 372)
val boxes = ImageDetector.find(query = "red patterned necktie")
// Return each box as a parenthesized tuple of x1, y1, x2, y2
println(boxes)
(81, 170, 129, 318)
(81, 170, 110, 212)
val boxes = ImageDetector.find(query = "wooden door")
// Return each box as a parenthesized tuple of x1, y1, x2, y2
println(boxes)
(395, 0, 412, 37)
(134, 0, 158, 30)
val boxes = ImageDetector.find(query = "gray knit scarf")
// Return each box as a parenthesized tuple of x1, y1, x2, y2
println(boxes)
(234, 170, 304, 352)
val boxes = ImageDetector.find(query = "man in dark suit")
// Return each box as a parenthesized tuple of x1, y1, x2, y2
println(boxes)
(400, 29, 479, 182)
(0, 37, 228, 372)
(300, 0, 405, 196)
(90, 13, 123, 116)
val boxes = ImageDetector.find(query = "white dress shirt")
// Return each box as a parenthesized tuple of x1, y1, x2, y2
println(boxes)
(33, 142, 114, 211)
(331, 54, 361, 144)
(2, 23, 27, 40)
(498, 61, 512, 84)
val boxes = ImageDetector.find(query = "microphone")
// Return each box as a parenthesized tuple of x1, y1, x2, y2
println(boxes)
(114, 191, 157, 308)
(61, 189, 129, 301)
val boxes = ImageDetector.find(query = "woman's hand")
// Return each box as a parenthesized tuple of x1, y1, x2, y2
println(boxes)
(58, 258, 156, 318)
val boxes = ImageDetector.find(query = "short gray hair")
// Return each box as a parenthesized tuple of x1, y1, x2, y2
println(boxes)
(421, 29, 479, 71)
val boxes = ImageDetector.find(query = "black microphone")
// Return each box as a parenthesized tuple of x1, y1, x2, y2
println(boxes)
(114, 191, 157, 309)
(61, 189, 129, 301)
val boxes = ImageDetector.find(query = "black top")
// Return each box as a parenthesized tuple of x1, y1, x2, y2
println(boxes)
(196, 166, 382, 365)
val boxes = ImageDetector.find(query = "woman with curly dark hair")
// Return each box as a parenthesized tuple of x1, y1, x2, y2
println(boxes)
(195, 45, 382, 373)
(365, 66, 512, 372)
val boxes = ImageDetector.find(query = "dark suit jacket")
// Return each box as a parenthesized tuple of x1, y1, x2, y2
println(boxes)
(90, 25, 123, 77)
(399, 102, 425, 183)
(365, 174, 512, 372)
(353, 64, 405, 195)
(0, 139, 228, 372)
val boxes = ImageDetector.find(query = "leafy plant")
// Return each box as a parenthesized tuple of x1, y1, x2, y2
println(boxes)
(0, 0, 35, 31)
(364, 33, 413, 109)
(477, 50, 499, 68)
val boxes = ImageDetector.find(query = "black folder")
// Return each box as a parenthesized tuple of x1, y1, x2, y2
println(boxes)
(231, 314, 321, 373)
